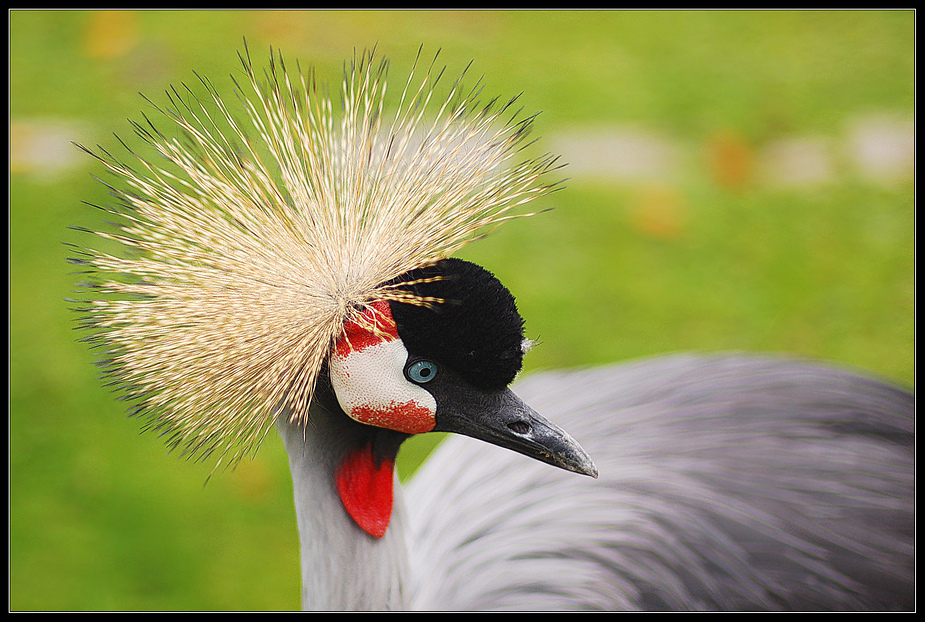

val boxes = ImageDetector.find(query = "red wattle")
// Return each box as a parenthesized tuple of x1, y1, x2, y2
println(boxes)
(335, 443, 394, 539)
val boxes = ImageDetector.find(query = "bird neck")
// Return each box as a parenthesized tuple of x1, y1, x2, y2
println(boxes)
(276, 378, 412, 610)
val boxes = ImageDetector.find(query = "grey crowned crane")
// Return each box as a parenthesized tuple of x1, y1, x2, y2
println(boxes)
(71, 46, 914, 611)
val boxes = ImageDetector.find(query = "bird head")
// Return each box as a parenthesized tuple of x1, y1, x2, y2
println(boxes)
(328, 258, 597, 537)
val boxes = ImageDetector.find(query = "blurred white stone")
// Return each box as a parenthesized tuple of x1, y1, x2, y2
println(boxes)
(548, 126, 680, 182)
(845, 114, 914, 183)
(758, 136, 834, 188)
(10, 119, 89, 180)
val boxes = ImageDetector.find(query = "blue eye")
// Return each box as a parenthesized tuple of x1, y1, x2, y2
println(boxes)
(406, 360, 437, 384)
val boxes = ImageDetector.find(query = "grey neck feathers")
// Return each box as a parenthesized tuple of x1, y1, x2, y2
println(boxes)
(276, 383, 412, 611)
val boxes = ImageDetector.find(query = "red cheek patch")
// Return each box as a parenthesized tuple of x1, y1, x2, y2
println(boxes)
(336, 300, 398, 357)
(330, 299, 438, 435)
(335, 442, 395, 539)
(351, 401, 436, 434)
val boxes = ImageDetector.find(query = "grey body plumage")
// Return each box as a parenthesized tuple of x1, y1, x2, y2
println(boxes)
(407, 354, 914, 611)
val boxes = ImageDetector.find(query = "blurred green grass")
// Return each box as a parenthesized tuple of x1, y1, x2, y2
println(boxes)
(10, 10, 913, 611)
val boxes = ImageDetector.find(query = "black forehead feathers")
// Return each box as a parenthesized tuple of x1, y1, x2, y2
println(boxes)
(387, 258, 526, 391)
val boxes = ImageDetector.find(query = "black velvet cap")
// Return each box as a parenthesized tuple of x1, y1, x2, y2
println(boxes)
(387, 259, 526, 391)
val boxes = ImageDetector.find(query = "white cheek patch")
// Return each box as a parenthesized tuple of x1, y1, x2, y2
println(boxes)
(330, 302, 437, 434)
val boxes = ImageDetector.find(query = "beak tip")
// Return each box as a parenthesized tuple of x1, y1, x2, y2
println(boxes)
(572, 455, 599, 479)
(551, 438, 597, 478)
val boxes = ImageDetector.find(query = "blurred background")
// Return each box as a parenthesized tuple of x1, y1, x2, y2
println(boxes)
(10, 10, 914, 611)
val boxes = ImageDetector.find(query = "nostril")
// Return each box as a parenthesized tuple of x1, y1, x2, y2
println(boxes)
(508, 420, 531, 436)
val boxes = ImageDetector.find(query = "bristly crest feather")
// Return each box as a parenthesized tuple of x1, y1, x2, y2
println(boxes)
(70, 43, 561, 468)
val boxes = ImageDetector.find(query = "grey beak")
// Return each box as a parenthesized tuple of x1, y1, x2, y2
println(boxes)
(433, 383, 598, 479)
